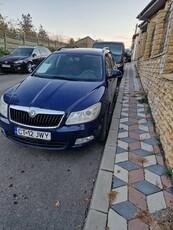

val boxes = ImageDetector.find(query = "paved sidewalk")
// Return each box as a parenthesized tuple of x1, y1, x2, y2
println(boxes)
(84, 63, 173, 230)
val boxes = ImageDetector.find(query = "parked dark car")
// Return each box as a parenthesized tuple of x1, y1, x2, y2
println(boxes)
(124, 49, 132, 62)
(0, 48, 121, 150)
(0, 46, 51, 73)
(92, 41, 125, 74)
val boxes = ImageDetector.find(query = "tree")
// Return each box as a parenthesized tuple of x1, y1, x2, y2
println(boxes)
(38, 24, 48, 40)
(18, 13, 36, 37)
(0, 14, 8, 32)
(67, 38, 77, 47)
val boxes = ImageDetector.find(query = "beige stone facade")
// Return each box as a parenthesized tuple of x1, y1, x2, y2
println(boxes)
(134, 0, 173, 167)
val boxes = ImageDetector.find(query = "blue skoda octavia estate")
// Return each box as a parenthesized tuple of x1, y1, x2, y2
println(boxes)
(0, 48, 121, 150)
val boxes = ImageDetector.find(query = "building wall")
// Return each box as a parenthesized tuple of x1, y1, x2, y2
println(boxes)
(136, 0, 173, 167)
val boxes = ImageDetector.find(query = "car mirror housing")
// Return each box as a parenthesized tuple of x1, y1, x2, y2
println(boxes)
(31, 64, 37, 72)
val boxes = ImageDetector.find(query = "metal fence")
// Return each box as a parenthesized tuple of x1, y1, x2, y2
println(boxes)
(0, 30, 66, 51)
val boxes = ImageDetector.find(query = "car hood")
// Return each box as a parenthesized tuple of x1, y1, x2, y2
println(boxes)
(8, 76, 104, 112)
(0, 55, 28, 62)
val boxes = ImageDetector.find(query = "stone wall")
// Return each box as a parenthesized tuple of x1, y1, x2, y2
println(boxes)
(136, 0, 173, 167)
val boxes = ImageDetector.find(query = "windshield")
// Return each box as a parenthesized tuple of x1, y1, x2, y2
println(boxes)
(93, 43, 123, 56)
(10, 47, 34, 56)
(33, 53, 103, 82)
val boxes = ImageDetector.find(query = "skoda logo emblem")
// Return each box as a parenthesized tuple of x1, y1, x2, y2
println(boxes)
(5, 61, 8, 64)
(28, 110, 36, 118)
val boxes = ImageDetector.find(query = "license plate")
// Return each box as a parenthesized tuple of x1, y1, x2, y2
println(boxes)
(14, 127, 51, 140)
(2, 64, 11, 68)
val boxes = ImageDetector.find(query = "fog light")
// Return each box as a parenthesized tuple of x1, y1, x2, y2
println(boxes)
(75, 135, 94, 145)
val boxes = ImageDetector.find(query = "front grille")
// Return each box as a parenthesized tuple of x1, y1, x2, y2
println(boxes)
(10, 108, 63, 128)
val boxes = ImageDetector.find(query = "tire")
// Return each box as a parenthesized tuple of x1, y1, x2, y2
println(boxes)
(97, 110, 110, 143)
(26, 62, 32, 73)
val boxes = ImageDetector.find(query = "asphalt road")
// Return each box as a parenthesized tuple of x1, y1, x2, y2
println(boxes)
(0, 73, 104, 230)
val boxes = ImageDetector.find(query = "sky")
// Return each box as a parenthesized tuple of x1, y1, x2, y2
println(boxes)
(0, 0, 151, 48)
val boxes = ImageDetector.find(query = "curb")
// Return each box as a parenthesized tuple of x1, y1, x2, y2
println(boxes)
(83, 77, 125, 230)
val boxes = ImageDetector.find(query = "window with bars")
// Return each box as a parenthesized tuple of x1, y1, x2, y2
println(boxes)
(159, 5, 171, 53)
(149, 26, 156, 57)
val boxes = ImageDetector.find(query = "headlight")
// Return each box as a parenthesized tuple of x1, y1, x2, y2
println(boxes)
(14, 60, 23, 64)
(66, 102, 101, 125)
(0, 95, 8, 118)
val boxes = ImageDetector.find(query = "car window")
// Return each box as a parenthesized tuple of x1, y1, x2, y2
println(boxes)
(93, 43, 124, 56)
(33, 53, 103, 82)
(33, 48, 41, 56)
(10, 47, 34, 56)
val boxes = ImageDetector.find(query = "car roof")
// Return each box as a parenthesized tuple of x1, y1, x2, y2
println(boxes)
(54, 48, 109, 56)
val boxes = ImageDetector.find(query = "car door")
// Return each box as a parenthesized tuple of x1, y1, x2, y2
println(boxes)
(32, 48, 42, 65)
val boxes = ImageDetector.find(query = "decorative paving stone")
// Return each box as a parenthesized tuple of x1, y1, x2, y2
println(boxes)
(122, 121, 136, 126)
(114, 165, 128, 183)
(120, 137, 138, 144)
(129, 169, 144, 183)
(129, 187, 147, 210)
(111, 201, 140, 221)
(134, 129, 147, 135)
(143, 138, 159, 146)
(128, 218, 149, 230)
(139, 125, 149, 132)
(115, 152, 128, 163)
(107, 208, 127, 230)
(133, 180, 161, 195)
(163, 190, 173, 209)
(116, 146, 127, 154)
(129, 141, 141, 151)
(132, 149, 150, 157)
(118, 132, 128, 138)
(146, 164, 165, 176)
(118, 140, 128, 151)
(117, 161, 140, 171)
(147, 191, 166, 213)
(112, 176, 126, 189)
(112, 186, 128, 204)
(141, 142, 153, 152)
(145, 169, 163, 189)
(166, 187, 173, 195)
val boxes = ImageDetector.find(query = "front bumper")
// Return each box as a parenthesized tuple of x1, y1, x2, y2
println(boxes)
(0, 63, 27, 73)
(0, 115, 103, 150)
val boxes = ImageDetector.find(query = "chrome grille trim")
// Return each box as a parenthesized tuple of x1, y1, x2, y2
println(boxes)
(9, 105, 65, 129)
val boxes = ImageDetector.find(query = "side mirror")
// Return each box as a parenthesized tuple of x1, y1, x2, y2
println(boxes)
(108, 69, 122, 78)
(32, 53, 37, 58)
(31, 64, 37, 72)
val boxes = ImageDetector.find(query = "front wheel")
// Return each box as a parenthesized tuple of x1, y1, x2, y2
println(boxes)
(26, 62, 32, 73)
(97, 111, 110, 143)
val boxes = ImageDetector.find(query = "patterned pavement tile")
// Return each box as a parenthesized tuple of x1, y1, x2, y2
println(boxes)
(134, 129, 148, 135)
(118, 131, 128, 138)
(156, 155, 164, 166)
(163, 190, 173, 209)
(139, 133, 151, 141)
(111, 201, 140, 221)
(117, 161, 140, 171)
(129, 125, 139, 131)
(120, 137, 138, 144)
(145, 169, 163, 189)
(112, 186, 128, 205)
(147, 191, 166, 213)
(119, 128, 127, 133)
(138, 125, 149, 132)
(137, 113, 146, 118)
(108, 209, 127, 230)
(120, 118, 128, 123)
(116, 146, 127, 154)
(129, 168, 144, 184)
(133, 180, 161, 195)
(112, 176, 126, 189)
(129, 131, 140, 140)
(115, 152, 128, 163)
(119, 123, 129, 131)
(138, 119, 148, 124)
(129, 141, 141, 151)
(146, 164, 165, 176)
(161, 175, 173, 190)
(129, 187, 147, 210)
(143, 138, 159, 146)
(131, 149, 151, 157)
(114, 165, 128, 183)
(143, 155, 157, 167)
(117, 140, 128, 151)
(141, 142, 153, 152)
(128, 218, 149, 230)
(123, 121, 136, 126)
